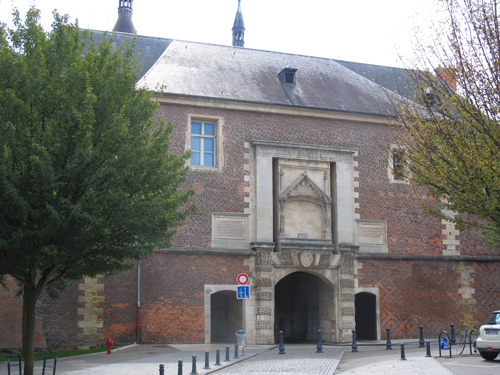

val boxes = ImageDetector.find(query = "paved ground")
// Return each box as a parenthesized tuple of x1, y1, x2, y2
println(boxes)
(215, 345, 343, 375)
(2, 340, 495, 375)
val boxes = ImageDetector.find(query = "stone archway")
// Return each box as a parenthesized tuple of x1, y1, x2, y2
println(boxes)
(210, 290, 242, 343)
(355, 292, 377, 340)
(274, 271, 333, 343)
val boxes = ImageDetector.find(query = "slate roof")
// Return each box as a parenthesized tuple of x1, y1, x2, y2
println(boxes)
(333, 59, 418, 102)
(137, 40, 406, 117)
(90, 31, 173, 80)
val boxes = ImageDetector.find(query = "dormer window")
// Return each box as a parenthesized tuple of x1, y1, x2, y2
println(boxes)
(278, 66, 297, 85)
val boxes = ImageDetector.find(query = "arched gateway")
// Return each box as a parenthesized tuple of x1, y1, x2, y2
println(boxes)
(275, 272, 334, 343)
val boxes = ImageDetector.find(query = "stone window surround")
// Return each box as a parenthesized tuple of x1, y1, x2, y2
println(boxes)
(388, 144, 409, 184)
(185, 114, 224, 172)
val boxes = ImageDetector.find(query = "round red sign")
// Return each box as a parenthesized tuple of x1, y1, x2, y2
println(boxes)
(237, 273, 249, 285)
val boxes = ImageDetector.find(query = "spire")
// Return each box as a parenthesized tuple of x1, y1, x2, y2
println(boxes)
(232, 0, 245, 47)
(113, 0, 137, 34)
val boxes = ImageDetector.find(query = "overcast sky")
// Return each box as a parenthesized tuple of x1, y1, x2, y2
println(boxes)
(0, 0, 442, 68)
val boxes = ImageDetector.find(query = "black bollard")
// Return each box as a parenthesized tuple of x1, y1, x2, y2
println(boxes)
(351, 329, 358, 352)
(178, 360, 183, 375)
(400, 343, 407, 360)
(159, 364, 165, 375)
(279, 330, 286, 354)
(224, 346, 231, 362)
(450, 323, 456, 345)
(316, 330, 323, 353)
(190, 355, 198, 375)
(425, 340, 432, 357)
(203, 351, 210, 370)
(419, 326, 425, 347)
(234, 344, 239, 359)
(386, 327, 392, 350)
(215, 349, 221, 366)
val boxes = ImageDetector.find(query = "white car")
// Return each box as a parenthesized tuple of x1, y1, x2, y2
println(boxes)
(476, 310, 500, 360)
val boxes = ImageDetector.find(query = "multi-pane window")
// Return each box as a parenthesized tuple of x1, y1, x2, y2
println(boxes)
(190, 121, 216, 167)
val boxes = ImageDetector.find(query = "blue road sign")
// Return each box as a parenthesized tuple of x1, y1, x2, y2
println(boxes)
(440, 337, 449, 350)
(237, 285, 250, 299)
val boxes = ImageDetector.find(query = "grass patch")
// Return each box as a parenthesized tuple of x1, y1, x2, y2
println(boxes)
(0, 347, 120, 362)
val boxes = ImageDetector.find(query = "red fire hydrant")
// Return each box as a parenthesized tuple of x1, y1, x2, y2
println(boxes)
(107, 336, 113, 355)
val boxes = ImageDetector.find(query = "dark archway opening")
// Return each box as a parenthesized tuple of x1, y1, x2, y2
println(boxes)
(355, 292, 377, 340)
(274, 272, 333, 343)
(211, 290, 242, 343)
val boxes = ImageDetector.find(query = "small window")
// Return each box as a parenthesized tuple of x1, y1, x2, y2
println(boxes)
(278, 66, 297, 85)
(392, 149, 406, 181)
(191, 121, 216, 167)
(285, 71, 295, 84)
(388, 145, 409, 183)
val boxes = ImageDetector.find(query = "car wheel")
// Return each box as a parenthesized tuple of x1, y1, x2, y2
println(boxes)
(480, 352, 498, 361)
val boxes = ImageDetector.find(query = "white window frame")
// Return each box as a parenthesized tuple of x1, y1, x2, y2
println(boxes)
(186, 115, 224, 172)
(388, 144, 409, 183)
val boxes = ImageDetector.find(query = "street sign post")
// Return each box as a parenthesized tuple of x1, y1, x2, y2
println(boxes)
(236, 274, 249, 333)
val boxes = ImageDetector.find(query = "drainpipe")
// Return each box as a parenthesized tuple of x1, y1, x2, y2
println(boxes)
(136, 260, 141, 344)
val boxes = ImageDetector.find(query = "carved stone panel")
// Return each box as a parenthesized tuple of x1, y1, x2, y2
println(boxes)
(211, 213, 249, 249)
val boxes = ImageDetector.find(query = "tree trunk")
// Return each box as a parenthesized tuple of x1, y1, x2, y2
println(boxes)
(22, 284, 41, 375)
(22, 292, 28, 357)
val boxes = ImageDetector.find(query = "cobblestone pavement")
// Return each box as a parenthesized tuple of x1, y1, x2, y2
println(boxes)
(212, 346, 344, 375)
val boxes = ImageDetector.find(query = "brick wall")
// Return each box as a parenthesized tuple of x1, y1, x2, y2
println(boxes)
(358, 259, 461, 339)
(138, 252, 248, 344)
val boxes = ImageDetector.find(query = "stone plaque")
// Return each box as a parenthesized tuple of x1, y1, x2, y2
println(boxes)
(357, 221, 386, 246)
(212, 213, 249, 250)
(214, 217, 247, 240)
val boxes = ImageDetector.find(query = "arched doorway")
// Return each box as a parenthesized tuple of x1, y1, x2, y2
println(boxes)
(210, 290, 242, 343)
(355, 292, 377, 340)
(274, 272, 334, 343)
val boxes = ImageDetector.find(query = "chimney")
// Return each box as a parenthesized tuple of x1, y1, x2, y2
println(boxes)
(435, 66, 456, 91)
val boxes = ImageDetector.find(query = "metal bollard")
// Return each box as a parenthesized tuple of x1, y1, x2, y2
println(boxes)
(279, 330, 286, 354)
(450, 323, 456, 345)
(386, 327, 392, 350)
(425, 340, 432, 357)
(316, 329, 323, 353)
(234, 344, 239, 359)
(178, 359, 183, 375)
(419, 326, 425, 347)
(190, 355, 198, 375)
(400, 343, 407, 360)
(224, 346, 231, 362)
(159, 364, 165, 375)
(203, 351, 210, 370)
(351, 329, 358, 352)
(215, 348, 221, 366)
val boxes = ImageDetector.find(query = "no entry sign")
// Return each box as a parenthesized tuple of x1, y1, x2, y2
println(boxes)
(237, 273, 249, 285)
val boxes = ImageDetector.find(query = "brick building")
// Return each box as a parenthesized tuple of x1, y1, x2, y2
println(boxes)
(1, 0, 499, 351)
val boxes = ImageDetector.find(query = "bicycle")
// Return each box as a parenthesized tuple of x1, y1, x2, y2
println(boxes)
(456, 322, 479, 355)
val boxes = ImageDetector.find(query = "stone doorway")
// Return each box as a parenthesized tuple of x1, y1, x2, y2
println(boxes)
(274, 272, 334, 343)
(210, 290, 242, 343)
(354, 292, 377, 340)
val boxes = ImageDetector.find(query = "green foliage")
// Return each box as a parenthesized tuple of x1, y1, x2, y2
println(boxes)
(0, 6, 196, 309)
(393, 0, 500, 247)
